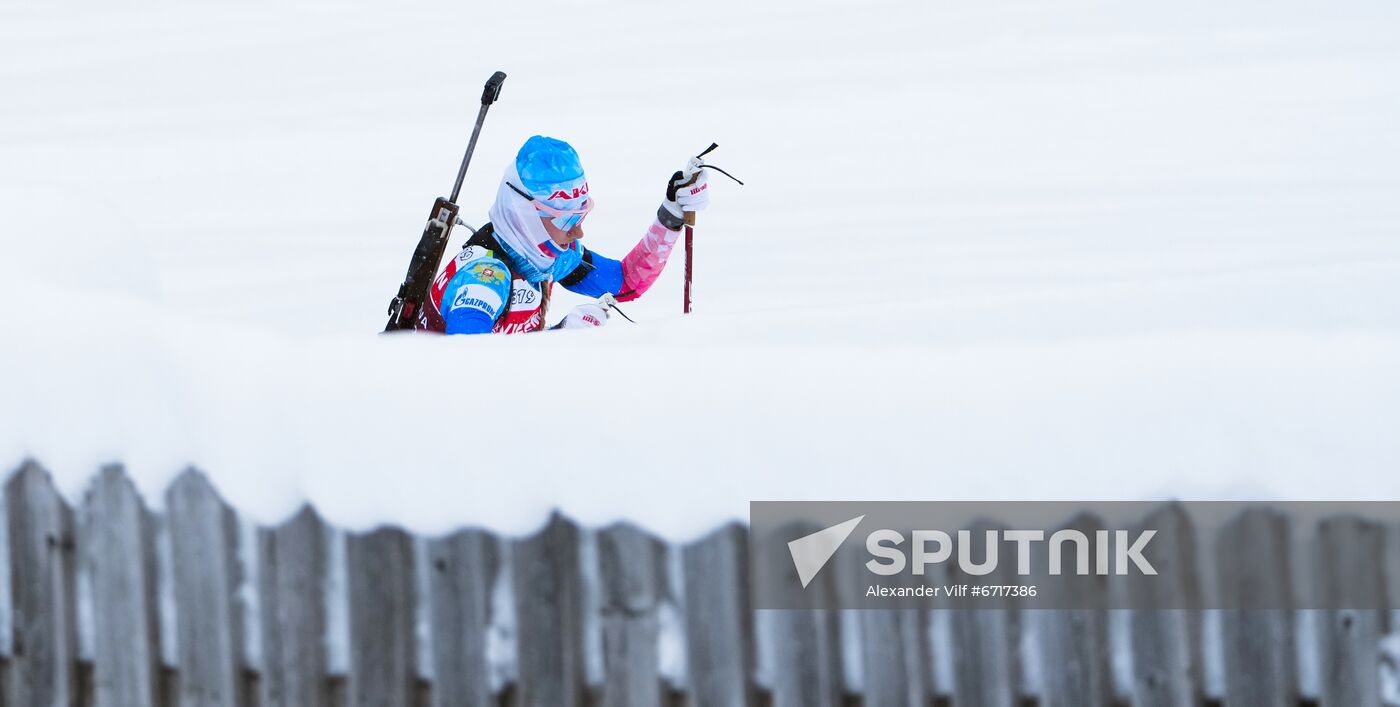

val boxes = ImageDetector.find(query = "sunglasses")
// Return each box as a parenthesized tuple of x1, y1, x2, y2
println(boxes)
(509, 182, 594, 231)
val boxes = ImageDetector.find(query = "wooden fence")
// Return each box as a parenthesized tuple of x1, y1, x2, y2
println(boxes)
(2, 461, 1398, 707)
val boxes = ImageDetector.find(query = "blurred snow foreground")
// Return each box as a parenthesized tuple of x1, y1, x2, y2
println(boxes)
(2, 0, 1399, 539)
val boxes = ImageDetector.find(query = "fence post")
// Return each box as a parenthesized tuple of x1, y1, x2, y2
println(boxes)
(4, 461, 78, 707)
(949, 520, 1022, 707)
(763, 521, 844, 707)
(1215, 508, 1296, 707)
(847, 539, 931, 707)
(513, 513, 588, 707)
(346, 527, 418, 707)
(1315, 516, 1385, 707)
(597, 523, 668, 707)
(259, 505, 331, 707)
(1128, 502, 1204, 707)
(166, 468, 246, 707)
(426, 528, 500, 707)
(858, 598, 933, 706)
(82, 465, 160, 707)
(1037, 512, 1113, 707)
(681, 523, 756, 707)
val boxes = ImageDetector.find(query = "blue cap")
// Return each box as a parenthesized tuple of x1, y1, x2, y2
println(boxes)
(515, 136, 585, 196)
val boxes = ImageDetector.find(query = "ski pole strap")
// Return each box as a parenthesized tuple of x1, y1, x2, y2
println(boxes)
(700, 163, 744, 185)
(594, 292, 635, 323)
(608, 302, 636, 323)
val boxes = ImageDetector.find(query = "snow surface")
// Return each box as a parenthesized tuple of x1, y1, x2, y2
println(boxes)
(2, 0, 1399, 540)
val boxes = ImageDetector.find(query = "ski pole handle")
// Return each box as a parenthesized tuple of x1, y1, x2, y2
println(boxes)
(679, 170, 701, 227)
(481, 71, 506, 105)
(678, 143, 719, 225)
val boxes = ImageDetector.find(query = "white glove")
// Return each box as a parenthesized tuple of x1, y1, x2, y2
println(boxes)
(659, 169, 711, 229)
(672, 169, 710, 212)
(554, 303, 609, 330)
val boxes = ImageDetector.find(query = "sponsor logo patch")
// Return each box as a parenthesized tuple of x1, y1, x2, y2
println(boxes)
(450, 283, 503, 317)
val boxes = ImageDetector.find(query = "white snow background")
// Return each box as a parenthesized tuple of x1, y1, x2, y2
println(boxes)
(1, 0, 1398, 539)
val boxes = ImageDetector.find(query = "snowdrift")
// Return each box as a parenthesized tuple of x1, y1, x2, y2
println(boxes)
(3, 0, 1398, 539)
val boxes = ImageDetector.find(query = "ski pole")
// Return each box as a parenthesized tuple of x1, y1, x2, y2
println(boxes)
(384, 71, 506, 332)
(684, 222, 694, 314)
(450, 71, 507, 203)
(674, 143, 742, 315)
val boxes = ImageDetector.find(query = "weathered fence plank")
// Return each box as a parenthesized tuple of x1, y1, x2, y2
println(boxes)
(597, 523, 667, 707)
(513, 513, 588, 707)
(4, 462, 78, 707)
(426, 528, 500, 707)
(949, 520, 1022, 707)
(1315, 516, 1386, 707)
(83, 465, 160, 707)
(167, 469, 246, 707)
(1215, 508, 1296, 707)
(1128, 503, 1204, 707)
(681, 523, 755, 707)
(1037, 513, 1113, 707)
(258, 505, 331, 707)
(764, 522, 844, 707)
(858, 598, 932, 706)
(842, 536, 931, 707)
(0, 657, 10, 707)
(346, 527, 418, 707)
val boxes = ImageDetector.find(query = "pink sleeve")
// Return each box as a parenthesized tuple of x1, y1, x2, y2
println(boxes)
(618, 219, 681, 302)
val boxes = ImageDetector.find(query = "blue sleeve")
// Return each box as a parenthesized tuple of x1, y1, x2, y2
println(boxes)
(442, 257, 512, 335)
(559, 247, 625, 299)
